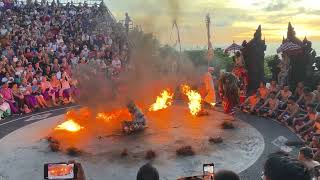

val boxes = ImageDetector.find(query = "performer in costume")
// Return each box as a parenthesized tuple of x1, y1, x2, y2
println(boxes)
(219, 72, 240, 114)
(203, 67, 216, 106)
(232, 51, 248, 94)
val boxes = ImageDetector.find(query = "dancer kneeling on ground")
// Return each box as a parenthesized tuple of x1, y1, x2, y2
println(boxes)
(292, 104, 318, 134)
(277, 96, 300, 125)
(240, 91, 261, 114)
(257, 92, 279, 118)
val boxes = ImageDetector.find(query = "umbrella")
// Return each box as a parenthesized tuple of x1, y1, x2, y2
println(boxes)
(277, 41, 302, 54)
(224, 41, 242, 54)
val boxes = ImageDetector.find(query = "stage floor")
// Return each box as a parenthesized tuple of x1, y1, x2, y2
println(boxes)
(0, 105, 265, 180)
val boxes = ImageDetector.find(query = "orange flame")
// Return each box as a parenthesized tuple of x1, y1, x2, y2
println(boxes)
(149, 89, 174, 111)
(55, 120, 83, 132)
(181, 85, 202, 116)
(96, 109, 132, 122)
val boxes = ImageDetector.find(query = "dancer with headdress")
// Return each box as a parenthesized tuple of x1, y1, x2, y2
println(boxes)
(219, 72, 240, 114)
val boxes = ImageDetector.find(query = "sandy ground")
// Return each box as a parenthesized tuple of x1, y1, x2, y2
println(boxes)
(0, 105, 264, 180)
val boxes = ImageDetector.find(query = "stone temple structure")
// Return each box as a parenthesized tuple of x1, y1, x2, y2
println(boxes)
(241, 25, 267, 93)
(281, 22, 317, 89)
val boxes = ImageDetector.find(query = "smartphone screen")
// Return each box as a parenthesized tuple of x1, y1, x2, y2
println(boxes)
(203, 163, 214, 175)
(44, 163, 75, 179)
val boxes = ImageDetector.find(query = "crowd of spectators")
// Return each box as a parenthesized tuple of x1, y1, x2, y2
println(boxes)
(240, 81, 320, 142)
(0, 0, 129, 119)
(239, 80, 320, 177)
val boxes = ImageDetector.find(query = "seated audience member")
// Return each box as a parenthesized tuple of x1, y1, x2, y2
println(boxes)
(257, 92, 279, 118)
(258, 81, 269, 101)
(0, 82, 19, 114)
(137, 163, 159, 180)
(241, 91, 261, 114)
(214, 170, 239, 180)
(31, 80, 48, 108)
(298, 147, 320, 175)
(293, 104, 318, 133)
(0, 94, 11, 119)
(310, 136, 320, 163)
(277, 96, 300, 125)
(314, 85, 320, 109)
(263, 152, 311, 180)
(277, 85, 292, 110)
(297, 87, 316, 111)
(269, 80, 280, 94)
(294, 81, 305, 98)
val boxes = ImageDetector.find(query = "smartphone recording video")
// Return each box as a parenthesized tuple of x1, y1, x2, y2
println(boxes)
(203, 163, 214, 176)
(44, 163, 77, 180)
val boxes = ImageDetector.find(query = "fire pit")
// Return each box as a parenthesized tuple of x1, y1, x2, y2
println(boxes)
(0, 105, 265, 180)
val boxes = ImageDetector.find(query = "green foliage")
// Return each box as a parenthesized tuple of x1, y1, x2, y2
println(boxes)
(264, 55, 275, 80)
(183, 48, 233, 71)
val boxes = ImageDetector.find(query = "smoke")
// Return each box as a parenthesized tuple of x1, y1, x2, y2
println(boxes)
(73, 35, 204, 113)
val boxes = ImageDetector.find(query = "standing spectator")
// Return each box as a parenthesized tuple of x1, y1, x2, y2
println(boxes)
(124, 12, 131, 35)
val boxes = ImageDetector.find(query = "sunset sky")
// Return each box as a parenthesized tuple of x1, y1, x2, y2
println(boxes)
(107, 0, 320, 54)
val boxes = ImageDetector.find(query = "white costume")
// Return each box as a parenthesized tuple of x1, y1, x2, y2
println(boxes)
(203, 68, 216, 105)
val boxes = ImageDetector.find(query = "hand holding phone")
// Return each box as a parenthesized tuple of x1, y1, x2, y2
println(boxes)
(203, 163, 214, 177)
(44, 163, 77, 180)
(44, 161, 85, 180)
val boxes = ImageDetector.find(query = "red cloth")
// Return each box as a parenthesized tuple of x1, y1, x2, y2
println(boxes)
(232, 66, 248, 86)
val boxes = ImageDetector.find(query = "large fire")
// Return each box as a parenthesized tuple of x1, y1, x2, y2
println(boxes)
(149, 89, 174, 111)
(181, 85, 202, 116)
(55, 119, 83, 132)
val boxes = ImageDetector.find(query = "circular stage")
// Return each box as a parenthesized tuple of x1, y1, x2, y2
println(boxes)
(0, 105, 265, 180)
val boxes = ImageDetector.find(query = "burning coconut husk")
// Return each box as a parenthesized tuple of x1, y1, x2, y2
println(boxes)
(197, 109, 209, 117)
(66, 147, 82, 156)
(121, 148, 128, 157)
(176, 145, 195, 156)
(145, 150, 157, 160)
(47, 136, 61, 152)
(221, 121, 235, 129)
(209, 136, 223, 144)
